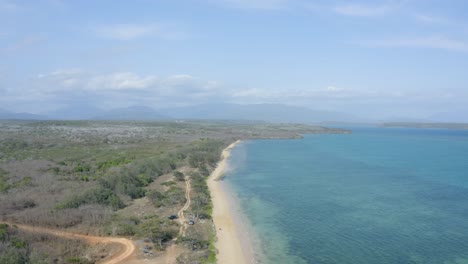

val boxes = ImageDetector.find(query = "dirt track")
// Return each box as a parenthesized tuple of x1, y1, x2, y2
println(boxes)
(158, 175, 192, 264)
(177, 176, 192, 237)
(1, 222, 135, 264)
(1, 176, 193, 264)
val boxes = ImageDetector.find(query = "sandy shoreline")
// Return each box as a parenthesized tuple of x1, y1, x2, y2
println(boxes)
(208, 140, 255, 264)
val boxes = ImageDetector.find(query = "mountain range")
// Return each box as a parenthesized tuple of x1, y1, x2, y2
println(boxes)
(0, 108, 46, 120)
(0, 104, 356, 123)
(1, 104, 465, 124)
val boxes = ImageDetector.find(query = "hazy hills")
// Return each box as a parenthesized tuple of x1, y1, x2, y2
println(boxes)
(0, 104, 356, 123)
(93, 106, 168, 120)
(0, 108, 46, 120)
(1, 104, 465, 124)
(159, 103, 356, 123)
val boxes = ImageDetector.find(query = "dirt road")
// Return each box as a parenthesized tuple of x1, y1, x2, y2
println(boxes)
(1, 175, 194, 264)
(177, 176, 192, 237)
(1, 222, 135, 264)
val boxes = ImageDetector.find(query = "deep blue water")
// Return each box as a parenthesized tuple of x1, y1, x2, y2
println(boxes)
(224, 127, 468, 264)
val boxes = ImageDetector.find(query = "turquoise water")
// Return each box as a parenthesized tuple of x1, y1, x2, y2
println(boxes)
(224, 127, 468, 264)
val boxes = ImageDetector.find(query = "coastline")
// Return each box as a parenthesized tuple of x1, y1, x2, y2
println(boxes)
(208, 140, 256, 264)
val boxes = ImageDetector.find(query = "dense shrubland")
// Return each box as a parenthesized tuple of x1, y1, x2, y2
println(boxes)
(0, 223, 92, 264)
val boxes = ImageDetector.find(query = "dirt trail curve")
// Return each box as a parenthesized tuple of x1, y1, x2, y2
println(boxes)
(177, 176, 191, 237)
(0, 222, 135, 264)
(0, 176, 193, 264)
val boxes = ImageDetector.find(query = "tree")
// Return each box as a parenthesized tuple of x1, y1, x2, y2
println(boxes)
(139, 219, 176, 249)
(147, 190, 165, 207)
(173, 171, 185, 181)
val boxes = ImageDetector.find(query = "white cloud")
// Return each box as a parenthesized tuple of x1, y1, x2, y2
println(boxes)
(20, 70, 225, 101)
(0, 35, 43, 54)
(214, 0, 291, 10)
(34, 68, 84, 92)
(87, 72, 159, 91)
(38, 68, 83, 78)
(414, 14, 449, 25)
(95, 23, 184, 40)
(163, 74, 195, 86)
(333, 3, 395, 17)
(231, 86, 392, 103)
(358, 36, 468, 52)
(3, 68, 466, 119)
(96, 24, 159, 40)
(0, 0, 18, 11)
(326, 86, 344, 92)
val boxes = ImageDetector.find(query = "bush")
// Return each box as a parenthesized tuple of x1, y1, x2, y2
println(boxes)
(96, 156, 134, 171)
(161, 181, 176, 187)
(178, 236, 210, 251)
(0, 247, 28, 264)
(73, 164, 91, 174)
(139, 218, 177, 249)
(188, 140, 225, 168)
(66, 257, 92, 264)
(147, 190, 165, 207)
(10, 198, 36, 210)
(0, 223, 9, 241)
(165, 186, 185, 205)
(174, 171, 185, 181)
(56, 187, 124, 210)
(191, 172, 213, 219)
(0, 168, 11, 193)
(98, 171, 146, 199)
(0, 169, 32, 193)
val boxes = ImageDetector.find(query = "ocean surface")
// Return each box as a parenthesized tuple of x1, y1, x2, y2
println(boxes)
(224, 127, 468, 264)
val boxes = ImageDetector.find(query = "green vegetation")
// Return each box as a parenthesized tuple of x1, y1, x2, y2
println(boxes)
(148, 190, 166, 207)
(96, 156, 134, 171)
(0, 168, 9, 193)
(139, 217, 178, 249)
(56, 187, 124, 210)
(205, 242, 217, 264)
(0, 224, 90, 264)
(161, 181, 177, 187)
(174, 171, 185, 181)
(147, 186, 185, 208)
(188, 139, 225, 168)
(190, 171, 213, 219)
(0, 169, 32, 193)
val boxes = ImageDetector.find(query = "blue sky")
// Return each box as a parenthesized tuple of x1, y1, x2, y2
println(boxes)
(1, 0, 468, 120)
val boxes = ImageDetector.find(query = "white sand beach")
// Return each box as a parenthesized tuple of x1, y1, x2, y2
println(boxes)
(208, 140, 256, 264)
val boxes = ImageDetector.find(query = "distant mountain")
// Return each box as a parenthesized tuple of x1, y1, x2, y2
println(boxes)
(0, 108, 46, 120)
(158, 103, 356, 123)
(48, 105, 105, 120)
(5, 103, 356, 123)
(380, 117, 431, 123)
(383, 122, 468, 130)
(93, 106, 168, 120)
(46, 105, 167, 121)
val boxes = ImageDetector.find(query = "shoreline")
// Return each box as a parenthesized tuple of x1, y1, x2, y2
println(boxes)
(208, 140, 256, 264)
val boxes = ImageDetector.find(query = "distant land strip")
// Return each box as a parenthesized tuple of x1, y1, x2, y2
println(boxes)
(382, 122, 468, 130)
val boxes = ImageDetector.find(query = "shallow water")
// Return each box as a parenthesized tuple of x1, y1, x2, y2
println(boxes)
(224, 127, 468, 264)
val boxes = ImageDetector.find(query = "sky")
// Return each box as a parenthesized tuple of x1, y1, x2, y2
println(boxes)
(1, 0, 468, 121)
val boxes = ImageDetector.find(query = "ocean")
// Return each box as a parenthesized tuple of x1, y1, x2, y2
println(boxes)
(223, 127, 468, 264)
